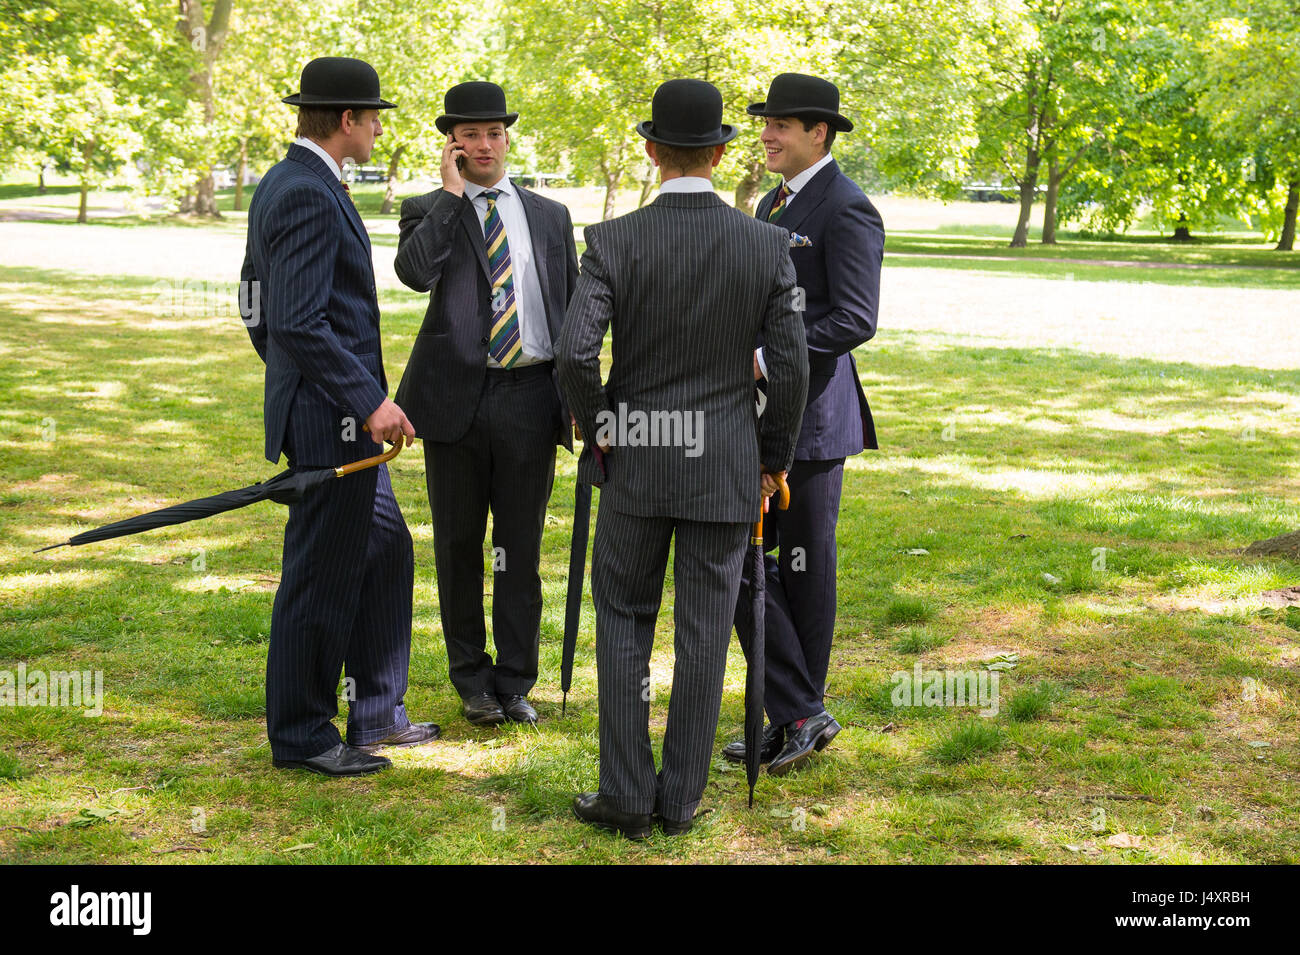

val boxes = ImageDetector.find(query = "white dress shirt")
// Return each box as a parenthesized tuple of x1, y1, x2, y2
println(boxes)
(464, 175, 549, 367)
(293, 137, 342, 180)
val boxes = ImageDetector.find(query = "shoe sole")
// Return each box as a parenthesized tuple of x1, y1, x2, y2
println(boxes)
(353, 734, 441, 754)
(465, 713, 507, 726)
(572, 807, 651, 841)
(767, 723, 839, 778)
(272, 759, 390, 777)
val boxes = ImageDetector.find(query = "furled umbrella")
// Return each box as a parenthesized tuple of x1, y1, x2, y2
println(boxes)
(561, 477, 592, 715)
(35, 442, 404, 553)
(739, 473, 789, 807)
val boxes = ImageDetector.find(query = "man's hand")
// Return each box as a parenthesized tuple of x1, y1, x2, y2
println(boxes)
(760, 469, 787, 512)
(365, 398, 416, 447)
(440, 134, 466, 196)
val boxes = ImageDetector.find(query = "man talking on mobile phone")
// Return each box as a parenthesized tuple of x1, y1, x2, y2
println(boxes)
(393, 82, 579, 727)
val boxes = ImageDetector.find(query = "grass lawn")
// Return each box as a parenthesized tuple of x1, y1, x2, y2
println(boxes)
(1, 189, 1298, 864)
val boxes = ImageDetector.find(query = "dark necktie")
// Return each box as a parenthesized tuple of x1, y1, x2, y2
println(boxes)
(768, 183, 792, 221)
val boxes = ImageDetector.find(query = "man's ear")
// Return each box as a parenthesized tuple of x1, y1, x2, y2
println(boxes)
(645, 140, 660, 167)
(340, 108, 356, 134)
(711, 144, 726, 168)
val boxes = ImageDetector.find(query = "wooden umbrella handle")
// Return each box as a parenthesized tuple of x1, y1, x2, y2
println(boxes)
(335, 440, 404, 478)
(753, 472, 791, 541)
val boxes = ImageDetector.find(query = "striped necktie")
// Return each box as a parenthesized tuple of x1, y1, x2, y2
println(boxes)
(768, 182, 791, 221)
(482, 189, 521, 368)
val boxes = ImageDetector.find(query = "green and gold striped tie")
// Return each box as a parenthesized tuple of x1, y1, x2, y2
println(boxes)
(768, 183, 791, 221)
(482, 189, 521, 368)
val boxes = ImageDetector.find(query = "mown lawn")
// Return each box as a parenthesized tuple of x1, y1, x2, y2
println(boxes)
(1, 221, 1298, 863)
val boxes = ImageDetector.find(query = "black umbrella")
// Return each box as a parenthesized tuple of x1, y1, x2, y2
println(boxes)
(739, 473, 789, 807)
(560, 478, 592, 715)
(35, 442, 404, 553)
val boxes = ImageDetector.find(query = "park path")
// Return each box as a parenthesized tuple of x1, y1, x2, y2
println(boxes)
(2, 220, 1298, 371)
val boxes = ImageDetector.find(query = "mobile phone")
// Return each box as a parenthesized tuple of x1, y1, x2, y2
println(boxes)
(453, 140, 466, 172)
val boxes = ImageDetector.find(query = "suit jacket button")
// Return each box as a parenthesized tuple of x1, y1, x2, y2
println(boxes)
(480, 336, 489, 345)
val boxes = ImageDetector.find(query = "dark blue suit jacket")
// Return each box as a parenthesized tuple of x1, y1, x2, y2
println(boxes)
(240, 144, 390, 466)
(757, 158, 883, 459)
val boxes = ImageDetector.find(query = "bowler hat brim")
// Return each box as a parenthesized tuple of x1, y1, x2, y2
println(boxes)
(435, 112, 519, 134)
(636, 121, 737, 148)
(746, 102, 853, 132)
(283, 93, 397, 109)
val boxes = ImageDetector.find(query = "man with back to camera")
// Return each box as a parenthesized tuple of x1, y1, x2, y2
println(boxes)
(721, 72, 885, 777)
(558, 78, 809, 839)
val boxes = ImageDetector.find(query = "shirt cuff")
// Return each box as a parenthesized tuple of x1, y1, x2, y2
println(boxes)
(756, 347, 769, 381)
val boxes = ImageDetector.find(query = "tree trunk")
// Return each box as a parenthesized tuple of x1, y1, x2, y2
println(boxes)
(38, 164, 46, 194)
(234, 139, 247, 211)
(1042, 159, 1060, 244)
(178, 0, 232, 218)
(1172, 213, 1192, 242)
(1275, 179, 1298, 251)
(637, 162, 656, 208)
(598, 146, 624, 221)
(734, 156, 767, 215)
(1010, 170, 1038, 248)
(380, 145, 406, 215)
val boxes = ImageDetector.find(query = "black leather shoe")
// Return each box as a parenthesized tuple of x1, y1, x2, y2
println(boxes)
(572, 792, 652, 841)
(499, 694, 538, 723)
(272, 742, 391, 777)
(767, 712, 841, 777)
(655, 814, 694, 836)
(462, 692, 507, 726)
(353, 722, 441, 753)
(721, 723, 785, 764)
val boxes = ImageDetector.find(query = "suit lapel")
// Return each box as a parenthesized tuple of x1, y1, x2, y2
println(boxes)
(459, 199, 492, 280)
(517, 187, 554, 321)
(774, 159, 838, 236)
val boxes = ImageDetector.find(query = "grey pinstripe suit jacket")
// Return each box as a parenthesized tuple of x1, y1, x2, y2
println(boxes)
(557, 191, 808, 524)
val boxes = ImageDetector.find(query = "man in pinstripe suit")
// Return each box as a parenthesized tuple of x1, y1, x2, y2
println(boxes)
(240, 58, 438, 776)
(557, 79, 809, 839)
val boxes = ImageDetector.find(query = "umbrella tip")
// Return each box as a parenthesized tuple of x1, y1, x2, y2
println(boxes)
(561, 692, 567, 717)
(748, 791, 755, 809)
(33, 542, 67, 553)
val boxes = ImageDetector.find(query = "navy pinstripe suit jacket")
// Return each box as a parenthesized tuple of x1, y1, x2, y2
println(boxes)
(756, 158, 883, 458)
(240, 144, 390, 466)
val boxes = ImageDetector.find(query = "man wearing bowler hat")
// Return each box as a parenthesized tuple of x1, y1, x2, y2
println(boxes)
(240, 57, 439, 775)
(393, 82, 578, 727)
(720, 73, 885, 776)
(558, 79, 808, 839)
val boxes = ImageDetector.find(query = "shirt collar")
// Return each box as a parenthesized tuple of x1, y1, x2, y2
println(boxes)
(784, 152, 834, 195)
(464, 174, 513, 201)
(293, 137, 342, 181)
(658, 176, 715, 195)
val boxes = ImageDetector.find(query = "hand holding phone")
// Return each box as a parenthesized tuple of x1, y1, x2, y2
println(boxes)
(441, 134, 467, 195)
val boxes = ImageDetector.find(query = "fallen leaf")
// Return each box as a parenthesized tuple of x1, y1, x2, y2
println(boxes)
(1106, 832, 1142, 849)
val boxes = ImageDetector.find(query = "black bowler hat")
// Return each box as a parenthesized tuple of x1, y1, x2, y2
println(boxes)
(637, 79, 737, 148)
(435, 82, 518, 134)
(747, 73, 853, 132)
(282, 57, 396, 109)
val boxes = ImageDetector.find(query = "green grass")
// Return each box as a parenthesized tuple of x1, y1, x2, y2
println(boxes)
(1, 214, 1299, 863)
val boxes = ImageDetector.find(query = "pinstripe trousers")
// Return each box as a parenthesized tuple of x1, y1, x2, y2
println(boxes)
(591, 503, 748, 819)
(267, 462, 415, 760)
